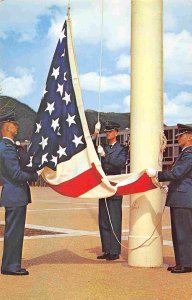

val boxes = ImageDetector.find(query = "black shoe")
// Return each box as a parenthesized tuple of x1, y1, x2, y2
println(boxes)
(171, 266, 192, 274)
(97, 253, 110, 259)
(106, 254, 119, 261)
(1, 269, 29, 276)
(167, 265, 177, 271)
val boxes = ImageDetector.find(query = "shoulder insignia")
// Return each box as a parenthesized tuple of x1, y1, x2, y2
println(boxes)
(185, 149, 192, 153)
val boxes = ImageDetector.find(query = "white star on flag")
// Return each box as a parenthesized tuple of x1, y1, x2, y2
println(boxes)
(62, 91, 71, 105)
(51, 67, 60, 80)
(39, 136, 48, 150)
(35, 122, 42, 133)
(64, 72, 67, 81)
(51, 118, 60, 131)
(57, 83, 63, 96)
(59, 28, 66, 43)
(51, 155, 58, 167)
(57, 127, 61, 136)
(66, 113, 76, 127)
(43, 89, 48, 96)
(61, 49, 65, 57)
(72, 134, 84, 148)
(45, 102, 55, 115)
(57, 145, 67, 158)
(41, 153, 48, 165)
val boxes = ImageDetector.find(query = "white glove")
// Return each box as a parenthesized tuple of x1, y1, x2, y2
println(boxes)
(15, 141, 21, 146)
(97, 145, 105, 157)
(37, 169, 43, 176)
(95, 121, 101, 134)
(146, 168, 157, 177)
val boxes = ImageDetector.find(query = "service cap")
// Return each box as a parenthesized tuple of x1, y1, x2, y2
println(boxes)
(176, 123, 192, 137)
(104, 121, 120, 132)
(0, 111, 18, 124)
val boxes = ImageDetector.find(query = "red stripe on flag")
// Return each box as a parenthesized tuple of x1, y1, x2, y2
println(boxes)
(115, 173, 156, 196)
(49, 163, 103, 197)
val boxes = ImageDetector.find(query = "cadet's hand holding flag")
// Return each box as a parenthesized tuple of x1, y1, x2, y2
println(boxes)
(97, 145, 105, 157)
(146, 168, 157, 177)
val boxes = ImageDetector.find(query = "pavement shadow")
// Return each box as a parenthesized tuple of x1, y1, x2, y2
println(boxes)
(23, 249, 124, 267)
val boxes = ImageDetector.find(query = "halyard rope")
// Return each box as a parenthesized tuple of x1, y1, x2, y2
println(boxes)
(97, 0, 104, 123)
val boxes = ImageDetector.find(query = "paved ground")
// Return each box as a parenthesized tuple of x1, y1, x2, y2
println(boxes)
(0, 187, 192, 300)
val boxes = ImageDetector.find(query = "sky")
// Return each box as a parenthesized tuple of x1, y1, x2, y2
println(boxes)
(0, 0, 192, 125)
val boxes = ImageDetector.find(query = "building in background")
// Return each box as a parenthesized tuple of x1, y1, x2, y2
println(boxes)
(99, 124, 185, 173)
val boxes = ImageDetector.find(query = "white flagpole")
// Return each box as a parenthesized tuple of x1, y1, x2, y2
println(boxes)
(128, 0, 164, 267)
(67, 0, 70, 17)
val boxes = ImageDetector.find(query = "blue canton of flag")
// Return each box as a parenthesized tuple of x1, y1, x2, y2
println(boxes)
(27, 21, 86, 171)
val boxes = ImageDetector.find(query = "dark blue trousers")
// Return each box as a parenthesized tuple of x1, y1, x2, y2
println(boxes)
(170, 207, 192, 267)
(1, 206, 27, 272)
(99, 196, 122, 255)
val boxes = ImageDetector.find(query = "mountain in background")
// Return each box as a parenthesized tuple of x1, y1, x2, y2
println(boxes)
(85, 110, 130, 133)
(0, 96, 37, 140)
(0, 96, 130, 140)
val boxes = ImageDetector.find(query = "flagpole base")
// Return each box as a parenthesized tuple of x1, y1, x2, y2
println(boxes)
(128, 235, 163, 267)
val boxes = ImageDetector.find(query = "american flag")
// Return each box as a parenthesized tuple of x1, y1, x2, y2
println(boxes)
(27, 17, 156, 198)
(28, 20, 87, 171)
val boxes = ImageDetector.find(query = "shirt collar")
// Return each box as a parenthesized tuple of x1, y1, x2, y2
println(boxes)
(182, 145, 192, 151)
(2, 137, 15, 144)
(108, 141, 117, 148)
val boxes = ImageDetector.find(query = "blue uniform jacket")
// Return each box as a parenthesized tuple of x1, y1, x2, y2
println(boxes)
(0, 138, 38, 207)
(101, 142, 128, 175)
(158, 146, 192, 208)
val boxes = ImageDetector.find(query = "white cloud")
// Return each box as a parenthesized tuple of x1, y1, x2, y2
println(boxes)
(1, 0, 192, 121)
(122, 92, 192, 124)
(164, 11, 178, 32)
(102, 0, 130, 50)
(0, 0, 130, 49)
(0, 70, 5, 81)
(164, 92, 192, 125)
(0, 0, 74, 41)
(164, 30, 192, 86)
(101, 94, 130, 113)
(47, 15, 63, 42)
(164, 0, 192, 32)
(80, 72, 130, 92)
(123, 95, 130, 112)
(0, 68, 35, 98)
(116, 54, 130, 71)
(101, 103, 121, 113)
(0, 0, 46, 41)
(46, 0, 131, 50)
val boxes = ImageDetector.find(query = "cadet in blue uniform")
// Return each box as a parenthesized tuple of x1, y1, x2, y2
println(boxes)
(93, 121, 128, 260)
(147, 124, 192, 273)
(0, 111, 38, 276)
